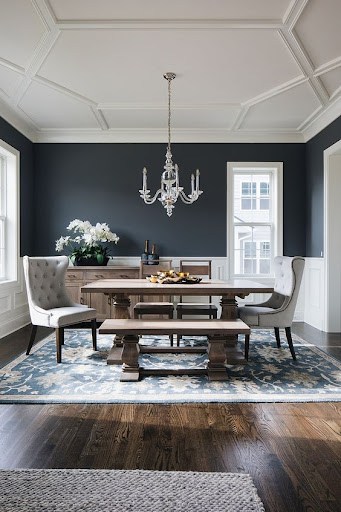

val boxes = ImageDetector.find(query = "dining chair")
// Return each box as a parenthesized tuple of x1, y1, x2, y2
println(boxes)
(176, 259, 218, 318)
(23, 255, 97, 363)
(238, 256, 305, 360)
(175, 259, 218, 346)
(133, 258, 175, 345)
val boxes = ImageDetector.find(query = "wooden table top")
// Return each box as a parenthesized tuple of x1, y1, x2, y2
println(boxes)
(81, 278, 274, 296)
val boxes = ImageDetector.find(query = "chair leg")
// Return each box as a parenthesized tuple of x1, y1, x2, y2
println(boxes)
(274, 327, 281, 348)
(176, 310, 182, 346)
(168, 312, 174, 347)
(244, 333, 250, 361)
(91, 319, 97, 351)
(285, 327, 296, 360)
(55, 327, 64, 363)
(26, 324, 38, 355)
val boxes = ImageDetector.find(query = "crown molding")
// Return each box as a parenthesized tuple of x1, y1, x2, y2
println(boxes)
(0, 101, 36, 141)
(2, 102, 339, 145)
(33, 128, 304, 143)
(302, 96, 341, 142)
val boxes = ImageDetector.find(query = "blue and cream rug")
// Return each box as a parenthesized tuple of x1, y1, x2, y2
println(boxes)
(0, 329, 340, 403)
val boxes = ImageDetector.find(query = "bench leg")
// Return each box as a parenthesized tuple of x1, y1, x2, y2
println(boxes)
(107, 294, 131, 365)
(120, 334, 140, 382)
(207, 334, 229, 381)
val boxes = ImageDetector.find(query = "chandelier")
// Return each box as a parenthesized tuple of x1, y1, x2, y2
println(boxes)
(139, 72, 203, 217)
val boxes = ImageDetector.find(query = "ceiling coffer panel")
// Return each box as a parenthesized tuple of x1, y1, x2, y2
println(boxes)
(0, 0, 339, 142)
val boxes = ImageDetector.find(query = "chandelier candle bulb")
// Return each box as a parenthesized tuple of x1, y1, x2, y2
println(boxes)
(191, 173, 195, 195)
(139, 72, 203, 217)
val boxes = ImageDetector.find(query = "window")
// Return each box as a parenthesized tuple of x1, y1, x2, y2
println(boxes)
(259, 182, 269, 210)
(227, 162, 283, 278)
(260, 241, 271, 274)
(241, 181, 256, 210)
(0, 140, 20, 283)
(243, 240, 257, 273)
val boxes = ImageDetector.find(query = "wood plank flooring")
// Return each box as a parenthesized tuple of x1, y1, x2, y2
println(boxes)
(0, 323, 340, 512)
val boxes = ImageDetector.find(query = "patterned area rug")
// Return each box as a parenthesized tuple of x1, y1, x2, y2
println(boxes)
(0, 469, 265, 512)
(0, 330, 340, 403)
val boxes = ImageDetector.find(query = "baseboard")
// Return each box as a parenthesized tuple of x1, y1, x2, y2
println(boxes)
(0, 312, 30, 339)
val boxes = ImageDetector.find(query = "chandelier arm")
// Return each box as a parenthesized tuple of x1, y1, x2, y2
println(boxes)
(140, 189, 163, 204)
(178, 188, 204, 203)
(177, 189, 199, 204)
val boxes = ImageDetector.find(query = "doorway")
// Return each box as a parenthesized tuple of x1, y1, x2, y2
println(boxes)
(324, 138, 341, 331)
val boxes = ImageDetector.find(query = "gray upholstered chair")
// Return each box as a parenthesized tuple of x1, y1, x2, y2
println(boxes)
(23, 255, 97, 363)
(238, 256, 305, 360)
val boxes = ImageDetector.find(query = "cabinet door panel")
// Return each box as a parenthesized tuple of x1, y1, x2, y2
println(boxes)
(86, 292, 111, 320)
(66, 283, 83, 305)
(66, 266, 139, 320)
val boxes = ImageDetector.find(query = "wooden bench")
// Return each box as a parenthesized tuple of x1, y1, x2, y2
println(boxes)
(99, 318, 250, 382)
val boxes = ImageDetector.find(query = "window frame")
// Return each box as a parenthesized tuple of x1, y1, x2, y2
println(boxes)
(226, 162, 283, 279)
(0, 139, 20, 286)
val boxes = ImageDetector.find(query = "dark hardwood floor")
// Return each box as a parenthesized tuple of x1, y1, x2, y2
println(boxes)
(0, 323, 340, 512)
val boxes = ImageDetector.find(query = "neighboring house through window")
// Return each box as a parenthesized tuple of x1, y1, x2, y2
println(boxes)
(0, 139, 20, 283)
(227, 162, 283, 278)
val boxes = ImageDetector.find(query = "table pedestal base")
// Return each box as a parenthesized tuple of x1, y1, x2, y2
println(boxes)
(118, 333, 236, 382)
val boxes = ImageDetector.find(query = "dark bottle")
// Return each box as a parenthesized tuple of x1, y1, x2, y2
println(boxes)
(148, 243, 159, 265)
(141, 239, 149, 263)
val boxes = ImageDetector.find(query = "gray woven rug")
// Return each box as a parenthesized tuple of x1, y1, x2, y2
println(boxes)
(0, 468, 265, 512)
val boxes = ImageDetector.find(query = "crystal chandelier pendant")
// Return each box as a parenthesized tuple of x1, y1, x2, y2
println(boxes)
(139, 72, 203, 217)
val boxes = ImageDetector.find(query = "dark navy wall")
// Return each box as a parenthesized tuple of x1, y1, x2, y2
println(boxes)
(33, 142, 306, 257)
(306, 116, 341, 257)
(0, 117, 34, 255)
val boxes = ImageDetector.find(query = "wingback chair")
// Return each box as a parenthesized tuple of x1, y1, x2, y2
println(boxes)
(238, 256, 305, 360)
(23, 255, 97, 363)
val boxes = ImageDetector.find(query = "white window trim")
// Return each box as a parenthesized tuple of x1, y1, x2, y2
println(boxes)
(0, 139, 20, 287)
(226, 161, 283, 280)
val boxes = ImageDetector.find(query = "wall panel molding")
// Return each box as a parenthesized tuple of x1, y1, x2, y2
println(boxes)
(303, 257, 325, 330)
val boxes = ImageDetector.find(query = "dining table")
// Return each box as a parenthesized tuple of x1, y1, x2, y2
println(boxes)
(81, 278, 274, 365)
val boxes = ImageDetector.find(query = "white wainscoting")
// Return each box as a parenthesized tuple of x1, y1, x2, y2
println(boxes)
(0, 255, 324, 339)
(0, 258, 30, 339)
(303, 257, 325, 331)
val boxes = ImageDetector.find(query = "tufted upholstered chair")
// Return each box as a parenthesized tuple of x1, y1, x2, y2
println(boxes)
(23, 255, 97, 363)
(238, 256, 305, 360)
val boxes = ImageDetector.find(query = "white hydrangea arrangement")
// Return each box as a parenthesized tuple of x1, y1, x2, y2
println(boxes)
(56, 219, 119, 264)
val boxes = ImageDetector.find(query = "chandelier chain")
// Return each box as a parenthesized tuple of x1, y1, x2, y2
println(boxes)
(167, 76, 171, 153)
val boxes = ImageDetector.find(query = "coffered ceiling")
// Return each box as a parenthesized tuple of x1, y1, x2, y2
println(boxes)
(0, 0, 340, 143)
